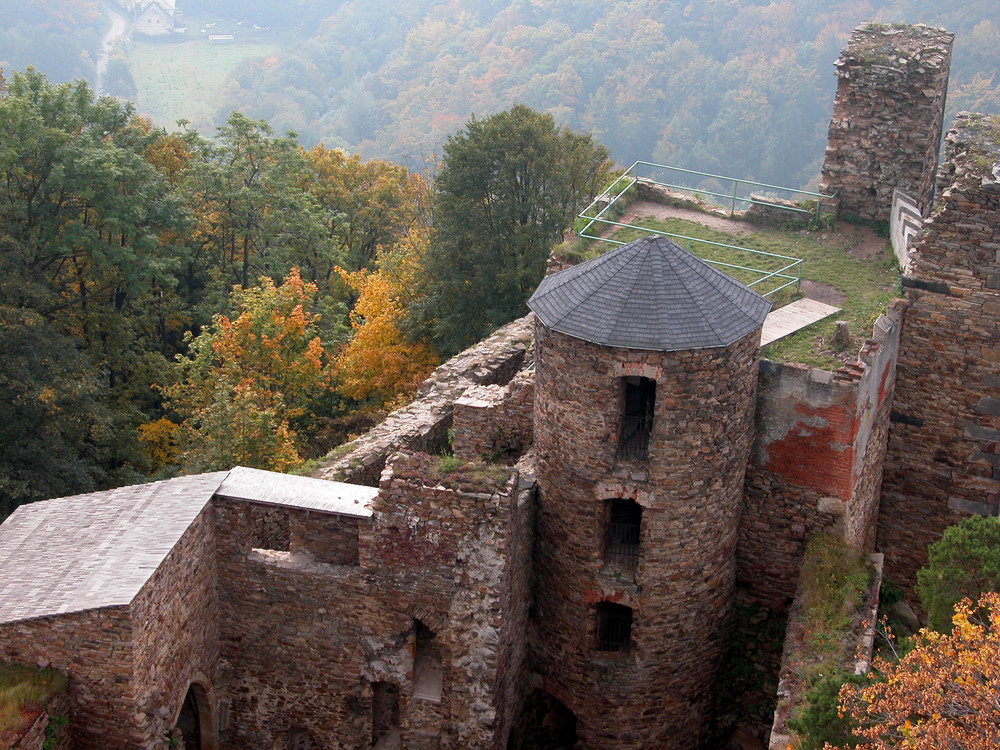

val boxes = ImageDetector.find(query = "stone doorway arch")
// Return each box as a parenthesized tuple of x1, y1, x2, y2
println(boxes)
(172, 682, 217, 750)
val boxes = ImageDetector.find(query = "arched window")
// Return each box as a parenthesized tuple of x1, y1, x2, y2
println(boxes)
(172, 683, 216, 750)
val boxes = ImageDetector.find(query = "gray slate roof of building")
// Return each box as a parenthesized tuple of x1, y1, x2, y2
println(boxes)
(528, 235, 771, 351)
(0, 468, 378, 625)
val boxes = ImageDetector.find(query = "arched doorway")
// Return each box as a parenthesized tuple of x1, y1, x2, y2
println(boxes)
(511, 689, 578, 750)
(172, 683, 217, 750)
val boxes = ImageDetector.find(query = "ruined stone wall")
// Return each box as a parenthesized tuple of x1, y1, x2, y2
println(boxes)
(213, 497, 372, 749)
(316, 315, 534, 486)
(362, 451, 528, 750)
(0, 609, 135, 748)
(129, 505, 220, 748)
(9, 689, 71, 750)
(740, 303, 903, 606)
(531, 322, 760, 749)
(452, 370, 535, 462)
(881, 113, 1000, 593)
(212, 455, 530, 750)
(492, 463, 537, 749)
(289, 509, 361, 565)
(820, 23, 953, 221)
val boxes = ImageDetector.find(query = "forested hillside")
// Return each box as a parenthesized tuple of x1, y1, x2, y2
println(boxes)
(0, 66, 607, 516)
(2, 2, 998, 187)
(154, 1, 1000, 187)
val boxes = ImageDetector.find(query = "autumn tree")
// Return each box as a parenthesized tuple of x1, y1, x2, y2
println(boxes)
(835, 592, 1000, 750)
(302, 145, 430, 275)
(335, 228, 437, 407)
(165, 268, 334, 473)
(410, 104, 611, 356)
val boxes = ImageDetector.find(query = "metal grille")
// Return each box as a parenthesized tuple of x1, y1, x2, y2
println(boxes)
(617, 414, 651, 460)
(596, 604, 633, 652)
(605, 521, 640, 570)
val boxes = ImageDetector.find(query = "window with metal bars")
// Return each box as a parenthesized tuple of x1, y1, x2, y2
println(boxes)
(604, 498, 642, 570)
(618, 376, 655, 460)
(595, 602, 633, 652)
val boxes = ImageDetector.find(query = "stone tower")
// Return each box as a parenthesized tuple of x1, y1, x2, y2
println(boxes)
(820, 23, 953, 221)
(525, 236, 770, 749)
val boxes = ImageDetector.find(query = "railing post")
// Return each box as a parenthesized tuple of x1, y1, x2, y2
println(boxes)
(731, 179, 739, 216)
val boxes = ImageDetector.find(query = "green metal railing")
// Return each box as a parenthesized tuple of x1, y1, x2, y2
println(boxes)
(575, 161, 835, 297)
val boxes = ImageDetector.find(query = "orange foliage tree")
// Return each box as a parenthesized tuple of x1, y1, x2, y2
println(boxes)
(335, 229, 437, 407)
(834, 592, 1000, 750)
(165, 268, 333, 472)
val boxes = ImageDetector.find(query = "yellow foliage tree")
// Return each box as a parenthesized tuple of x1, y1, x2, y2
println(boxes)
(167, 268, 333, 472)
(335, 229, 437, 407)
(835, 592, 1000, 750)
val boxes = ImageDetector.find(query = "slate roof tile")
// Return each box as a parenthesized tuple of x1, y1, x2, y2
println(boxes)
(528, 235, 771, 351)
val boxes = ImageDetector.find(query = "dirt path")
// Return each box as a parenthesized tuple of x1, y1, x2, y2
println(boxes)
(623, 198, 757, 236)
(95, 3, 129, 94)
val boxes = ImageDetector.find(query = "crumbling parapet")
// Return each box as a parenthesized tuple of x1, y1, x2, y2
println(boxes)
(452, 370, 535, 462)
(820, 23, 953, 222)
(315, 315, 534, 486)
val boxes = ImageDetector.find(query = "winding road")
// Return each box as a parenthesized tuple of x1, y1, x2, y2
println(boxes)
(95, 2, 129, 95)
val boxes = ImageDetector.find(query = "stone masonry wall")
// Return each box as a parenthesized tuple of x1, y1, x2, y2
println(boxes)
(532, 322, 761, 750)
(129, 505, 220, 748)
(880, 113, 1000, 593)
(213, 496, 372, 749)
(0, 609, 135, 748)
(740, 302, 904, 606)
(361, 451, 528, 750)
(452, 370, 535, 462)
(820, 23, 953, 221)
(316, 315, 534, 486)
(213, 454, 531, 750)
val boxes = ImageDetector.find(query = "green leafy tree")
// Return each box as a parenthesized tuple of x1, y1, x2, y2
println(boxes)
(411, 104, 610, 356)
(916, 515, 1000, 633)
(0, 70, 187, 512)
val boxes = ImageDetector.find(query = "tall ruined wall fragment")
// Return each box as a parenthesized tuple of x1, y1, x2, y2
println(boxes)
(821, 23, 953, 221)
(739, 301, 903, 607)
(880, 113, 1000, 592)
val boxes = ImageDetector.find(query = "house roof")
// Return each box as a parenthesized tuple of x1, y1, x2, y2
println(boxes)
(0, 473, 224, 625)
(528, 235, 771, 351)
(0, 469, 378, 625)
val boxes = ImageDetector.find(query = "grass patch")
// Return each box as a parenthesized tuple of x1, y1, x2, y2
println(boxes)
(780, 535, 875, 750)
(0, 662, 67, 740)
(431, 455, 511, 491)
(589, 216, 899, 369)
(799, 533, 874, 659)
(127, 39, 281, 131)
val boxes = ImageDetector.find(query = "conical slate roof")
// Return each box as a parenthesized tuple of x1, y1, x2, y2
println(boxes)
(528, 235, 771, 351)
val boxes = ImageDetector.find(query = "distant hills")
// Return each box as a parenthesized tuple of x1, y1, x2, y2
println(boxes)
(2, 0, 999, 187)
